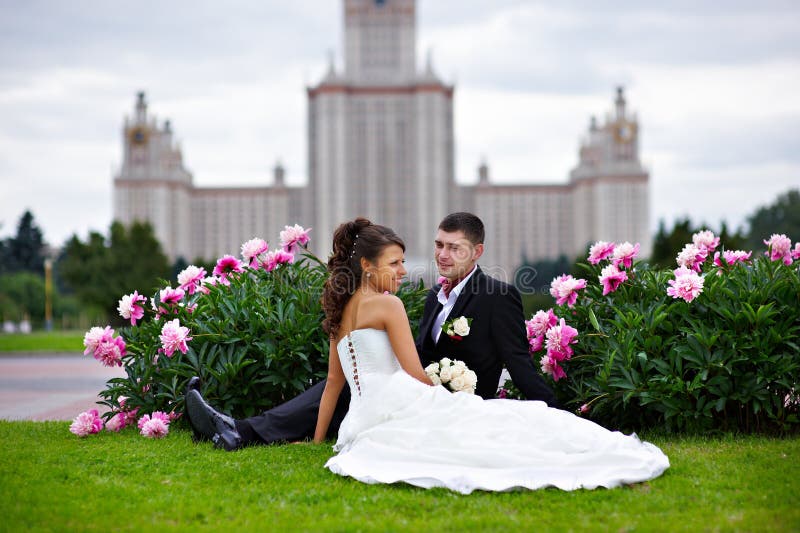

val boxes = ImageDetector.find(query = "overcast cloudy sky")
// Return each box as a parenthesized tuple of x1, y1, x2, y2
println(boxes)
(1, 0, 798, 248)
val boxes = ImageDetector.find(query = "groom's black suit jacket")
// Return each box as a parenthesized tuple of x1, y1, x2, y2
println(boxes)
(416, 266, 558, 405)
(244, 266, 557, 444)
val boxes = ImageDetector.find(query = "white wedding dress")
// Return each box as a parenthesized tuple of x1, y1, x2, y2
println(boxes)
(325, 328, 669, 494)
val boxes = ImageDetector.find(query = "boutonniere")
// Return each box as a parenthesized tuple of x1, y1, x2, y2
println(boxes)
(442, 316, 472, 341)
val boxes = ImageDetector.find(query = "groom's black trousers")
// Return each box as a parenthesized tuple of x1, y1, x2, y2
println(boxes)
(240, 380, 350, 444)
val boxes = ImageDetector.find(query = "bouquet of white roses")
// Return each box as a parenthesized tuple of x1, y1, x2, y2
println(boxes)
(424, 357, 478, 394)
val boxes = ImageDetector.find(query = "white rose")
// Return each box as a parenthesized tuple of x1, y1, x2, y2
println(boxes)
(453, 316, 470, 336)
(450, 362, 466, 379)
(464, 370, 478, 391)
(424, 362, 439, 376)
(439, 365, 453, 383)
(449, 374, 467, 392)
(440, 357, 452, 367)
(429, 374, 442, 386)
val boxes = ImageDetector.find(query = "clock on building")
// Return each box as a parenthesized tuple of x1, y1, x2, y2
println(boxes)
(128, 126, 149, 146)
(614, 121, 636, 143)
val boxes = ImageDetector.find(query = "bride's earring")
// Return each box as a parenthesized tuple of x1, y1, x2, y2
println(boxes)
(366, 272, 372, 278)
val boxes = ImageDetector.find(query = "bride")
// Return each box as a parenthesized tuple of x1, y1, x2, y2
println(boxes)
(314, 218, 669, 494)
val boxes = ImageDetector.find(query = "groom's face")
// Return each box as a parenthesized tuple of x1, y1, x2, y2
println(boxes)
(434, 229, 483, 281)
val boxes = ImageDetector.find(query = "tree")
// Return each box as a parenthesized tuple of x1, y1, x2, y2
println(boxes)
(746, 188, 800, 250)
(58, 221, 170, 322)
(1, 210, 46, 274)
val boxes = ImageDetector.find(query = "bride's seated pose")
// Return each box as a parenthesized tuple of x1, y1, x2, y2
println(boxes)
(314, 217, 669, 494)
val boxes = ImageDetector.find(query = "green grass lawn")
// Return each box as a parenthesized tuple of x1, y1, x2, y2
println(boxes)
(1, 422, 798, 531)
(0, 330, 83, 352)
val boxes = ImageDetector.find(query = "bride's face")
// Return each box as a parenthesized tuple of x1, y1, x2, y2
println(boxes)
(364, 244, 407, 293)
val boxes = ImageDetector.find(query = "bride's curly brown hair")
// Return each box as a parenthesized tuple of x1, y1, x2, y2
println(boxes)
(322, 217, 405, 338)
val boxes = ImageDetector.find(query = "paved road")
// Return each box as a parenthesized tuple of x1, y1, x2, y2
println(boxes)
(0, 353, 126, 421)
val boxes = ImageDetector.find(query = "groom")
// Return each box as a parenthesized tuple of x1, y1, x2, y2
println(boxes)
(186, 212, 558, 450)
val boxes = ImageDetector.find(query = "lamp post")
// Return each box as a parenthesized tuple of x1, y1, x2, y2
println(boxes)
(44, 258, 53, 331)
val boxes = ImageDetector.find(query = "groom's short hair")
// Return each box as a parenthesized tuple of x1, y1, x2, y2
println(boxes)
(439, 212, 485, 245)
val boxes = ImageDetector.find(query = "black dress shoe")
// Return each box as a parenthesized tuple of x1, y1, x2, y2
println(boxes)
(186, 376, 202, 392)
(185, 389, 242, 451)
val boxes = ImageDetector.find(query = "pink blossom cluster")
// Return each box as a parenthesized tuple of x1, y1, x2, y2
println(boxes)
(241, 238, 269, 268)
(117, 291, 147, 326)
(213, 255, 244, 285)
(69, 409, 104, 437)
(260, 249, 294, 271)
(764, 234, 796, 265)
(159, 318, 191, 357)
(612, 242, 640, 269)
(177, 265, 207, 295)
(83, 326, 126, 367)
(549, 275, 587, 307)
(587, 241, 615, 265)
(153, 286, 186, 318)
(586, 240, 641, 296)
(279, 224, 312, 255)
(676, 243, 708, 273)
(667, 266, 705, 302)
(138, 411, 171, 438)
(525, 309, 557, 352)
(104, 397, 140, 433)
(525, 310, 578, 382)
(692, 230, 720, 253)
(713, 250, 752, 267)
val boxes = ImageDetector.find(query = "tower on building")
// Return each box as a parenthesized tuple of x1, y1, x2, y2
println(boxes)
(306, 0, 456, 268)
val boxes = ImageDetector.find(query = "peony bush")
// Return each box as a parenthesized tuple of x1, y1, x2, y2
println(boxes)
(78, 225, 427, 436)
(529, 232, 800, 433)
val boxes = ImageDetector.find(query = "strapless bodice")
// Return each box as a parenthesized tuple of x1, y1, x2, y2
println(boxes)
(336, 328, 401, 399)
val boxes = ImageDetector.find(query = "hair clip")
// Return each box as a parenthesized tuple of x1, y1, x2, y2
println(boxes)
(350, 233, 360, 258)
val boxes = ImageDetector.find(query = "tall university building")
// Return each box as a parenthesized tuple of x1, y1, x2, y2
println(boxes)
(114, 0, 650, 281)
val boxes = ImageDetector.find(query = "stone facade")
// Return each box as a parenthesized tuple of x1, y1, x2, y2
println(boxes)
(112, 0, 650, 280)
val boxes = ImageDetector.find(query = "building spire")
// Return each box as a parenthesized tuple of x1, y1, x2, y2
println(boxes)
(615, 86, 626, 120)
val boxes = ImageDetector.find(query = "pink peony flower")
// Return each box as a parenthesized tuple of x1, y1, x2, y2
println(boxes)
(261, 249, 295, 272)
(241, 238, 269, 268)
(159, 319, 191, 357)
(83, 326, 113, 356)
(154, 286, 185, 318)
(198, 276, 219, 294)
(599, 264, 628, 295)
(525, 309, 558, 339)
(692, 230, 720, 253)
(764, 234, 793, 265)
(279, 224, 312, 255)
(579, 403, 589, 414)
(540, 354, 567, 382)
(213, 255, 244, 283)
(528, 334, 544, 353)
(667, 266, 705, 302)
(117, 291, 147, 326)
(587, 241, 616, 265)
(139, 412, 170, 439)
(676, 243, 708, 273)
(545, 318, 579, 361)
(612, 242, 640, 269)
(549, 275, 587, 307)
(105, 412, 127, 432)
(177, 265, 207, 295)
(93, 334, 126, 367)
(793, 243, 800, 260)
(713, 250, 752, 267)
(69, 409, 104, 437)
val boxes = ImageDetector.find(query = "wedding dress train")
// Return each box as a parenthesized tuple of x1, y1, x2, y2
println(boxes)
(325, 328, 669, 494)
